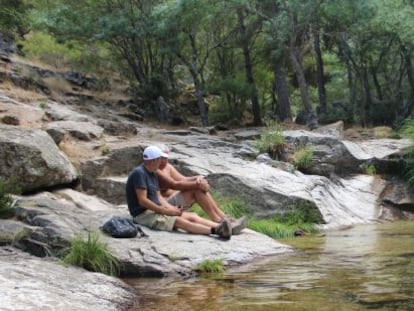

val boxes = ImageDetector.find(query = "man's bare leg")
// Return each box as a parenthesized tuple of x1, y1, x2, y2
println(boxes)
(174, 217, 211, 235)
(174, 216, 231, 239)
(194, 191, 227, 221)
(181, 211, 219, 227)
(179, 190, 224, 222)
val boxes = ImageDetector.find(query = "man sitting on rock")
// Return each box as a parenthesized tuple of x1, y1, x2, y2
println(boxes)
(156, 144, 248, 235)
(126, 145, 232, 239)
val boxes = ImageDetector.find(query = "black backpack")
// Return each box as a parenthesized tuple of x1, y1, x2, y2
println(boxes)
(101, 216, 147, 238)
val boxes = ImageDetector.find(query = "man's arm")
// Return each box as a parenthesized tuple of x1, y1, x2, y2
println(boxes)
(161, 164, 210, 192)
(169, 164, 189, 181)
(136, 188, 181, 216)
(157, 169, 203, 191)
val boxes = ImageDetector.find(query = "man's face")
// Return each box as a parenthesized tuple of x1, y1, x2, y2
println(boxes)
(159, 157, 168, 169)
(146, 157, 162, 172)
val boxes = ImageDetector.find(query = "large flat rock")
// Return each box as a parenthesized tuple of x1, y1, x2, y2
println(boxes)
(0, 247, 135, 310)
(11, 191, 293, 277)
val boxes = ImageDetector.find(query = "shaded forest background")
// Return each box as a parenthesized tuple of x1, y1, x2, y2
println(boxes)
(1, 0, 414, 128)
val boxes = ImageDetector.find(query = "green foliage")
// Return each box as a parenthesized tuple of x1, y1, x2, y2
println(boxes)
(0, 0, 29, 36)
(249, 218, 300, 239)
(364, 164, 376, 175)
(0, 178, 20, 219)
(195, 259, 224, 273)
(293, 146, 314, 169)
(248, 201, 321, 239)
(255, 122, 285, 159)
(7, 0, 414, 126)
(275, 202, 323, 224)
(62, 230, 119, 276)
(19, 31, 113, 73)
(249, 211, 318, 239)
(37, 100, 46, 109)
(207, 78, 253, 123)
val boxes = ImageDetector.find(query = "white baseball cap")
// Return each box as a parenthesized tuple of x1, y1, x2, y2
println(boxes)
(157, 144, 170, 157)
(143, 145, 168, 160)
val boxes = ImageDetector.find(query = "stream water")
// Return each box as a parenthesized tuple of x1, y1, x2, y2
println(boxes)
(126, 221, 414, 311)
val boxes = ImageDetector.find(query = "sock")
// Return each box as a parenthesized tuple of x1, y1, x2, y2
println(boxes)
(211, 227, 216, 234)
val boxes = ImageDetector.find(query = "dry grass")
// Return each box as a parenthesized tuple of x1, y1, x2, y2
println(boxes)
(0, 81, 48, 103)
(43, 76, 73, 94)
(373, 126, 394, 138)
(58, 137, 103, 167)
(11, 55, 66, 72)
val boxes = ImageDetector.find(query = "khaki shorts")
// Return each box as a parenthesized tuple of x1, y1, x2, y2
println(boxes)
(133, 210, 176, 231)
(167, 191, 192, 210)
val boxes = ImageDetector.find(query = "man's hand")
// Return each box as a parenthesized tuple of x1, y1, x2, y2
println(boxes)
(166, 205, 183, 216)
(197, 177, 210, 192)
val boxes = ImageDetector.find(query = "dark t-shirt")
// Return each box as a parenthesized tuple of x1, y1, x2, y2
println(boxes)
(126, 164, 160, 217)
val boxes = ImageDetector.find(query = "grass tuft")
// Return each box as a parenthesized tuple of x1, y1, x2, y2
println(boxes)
(249, 218, 317, 239)
(255, 122, 285, 159)
(193, 195, 320, 239)
(195, 259, 224, 273)
(293, 146, 314, 169)
(364, 164, 376, 175)
(0, 178, 20, 219)
(62, 230, 119, 276)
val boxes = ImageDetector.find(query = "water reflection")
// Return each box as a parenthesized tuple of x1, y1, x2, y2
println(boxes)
(126, 221, 414, 311)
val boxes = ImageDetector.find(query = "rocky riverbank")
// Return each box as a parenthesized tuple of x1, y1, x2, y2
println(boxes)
(1, 45, 413, 309)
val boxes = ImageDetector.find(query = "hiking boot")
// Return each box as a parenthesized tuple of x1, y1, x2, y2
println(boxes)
(231, 216, 248, 235)
(215, 219, 232, 240)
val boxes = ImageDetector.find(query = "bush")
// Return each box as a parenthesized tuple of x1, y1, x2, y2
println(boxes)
(364, 164, 376, 175)
(19, 32, 113, 73)
(62, 230, 119, 276)
(0, 178, 20, 219)
(255, 122, 285, 159)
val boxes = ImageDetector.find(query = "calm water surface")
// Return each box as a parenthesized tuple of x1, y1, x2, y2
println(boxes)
(126, 221, 414, 311)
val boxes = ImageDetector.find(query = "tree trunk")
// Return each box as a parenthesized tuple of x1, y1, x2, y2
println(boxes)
(339, 33, 357, 122)
(312, 22, 327, 113)
(180, 33, 209, 127)
(361, 66, 372, 127)
(290, 48, 318, 129)
(191, 69, 208, 126)
(237, 9, 262, 126)
(402, 45, 414, 98)
(273, 65, 292, 121)
(371, 67, 383, 101)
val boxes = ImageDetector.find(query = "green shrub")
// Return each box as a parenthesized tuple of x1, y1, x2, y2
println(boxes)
(62, 230, 119, 276)
(293, 146, 314, 169)
(195, 259, 224, 273)
(0, 178, 20, 219)
(364, 164, 376, 175)
(255, 122, 285, 159)
(19, 32, 113, 73)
